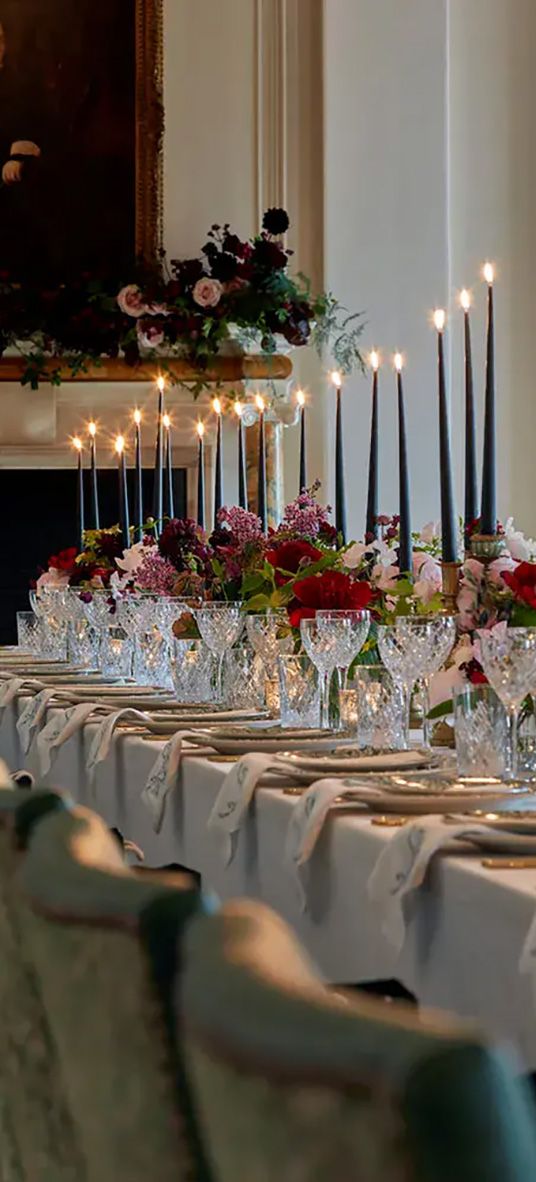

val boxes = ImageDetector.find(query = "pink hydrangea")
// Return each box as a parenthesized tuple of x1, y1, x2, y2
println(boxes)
(135, 552, 177, 594)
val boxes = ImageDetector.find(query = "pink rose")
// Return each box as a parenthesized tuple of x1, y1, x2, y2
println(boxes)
(117, 284, 147, 318)
(193, 277, 223, 308)
(137, 320, 165, 349)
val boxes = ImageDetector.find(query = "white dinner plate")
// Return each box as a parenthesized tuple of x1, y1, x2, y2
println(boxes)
(276, 749, 434, 775)
(340, 778, 532, 815)
(446, 808, 536, 834)
(184, 725, 356, 755)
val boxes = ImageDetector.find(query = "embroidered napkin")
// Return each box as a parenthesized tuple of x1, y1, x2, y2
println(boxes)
(519, 911, 536, 981)
(36, 703, 98, 777)
(141, 732, 186, 832)
(86, 709, 151, 776)
(17, 687, 58, 754)
(367, 816, 498, 952)
(208, 752, 277, 865)
(0, 677, 31, 711)
(285, 778, 357, 909)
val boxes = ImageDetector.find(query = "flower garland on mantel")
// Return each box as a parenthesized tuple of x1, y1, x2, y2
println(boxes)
(0, 209, 364, 391)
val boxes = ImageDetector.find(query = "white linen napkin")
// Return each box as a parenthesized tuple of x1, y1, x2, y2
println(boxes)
(36, 703, 98, 777)
(0, 677, 29, 710)
(367, 816, 498, 952)
(17, 687, 58, 754)
(285, 778, 354, 909)
(86, 709, 151, 776)
(208, 753, 277, 865)
(141, 732, 186, 832)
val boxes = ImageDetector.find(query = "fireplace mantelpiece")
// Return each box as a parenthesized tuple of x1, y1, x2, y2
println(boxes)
(0, 354, 292, 384)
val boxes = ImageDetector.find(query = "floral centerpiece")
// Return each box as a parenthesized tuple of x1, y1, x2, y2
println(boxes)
(3, 209, 364, 389)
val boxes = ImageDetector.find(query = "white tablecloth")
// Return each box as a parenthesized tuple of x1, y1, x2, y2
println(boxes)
(3, 693, 536, 1068)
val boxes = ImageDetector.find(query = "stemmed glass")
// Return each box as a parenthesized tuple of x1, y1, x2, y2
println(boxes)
(196, 602, 245, 703)
(300, 617, 340, 729)
(246, 611, 293, 675)
(477, 626, 536, 779)
(377, 623, 435, 747)
(317, 609, 370, 690)
(395, 615, 456, 748)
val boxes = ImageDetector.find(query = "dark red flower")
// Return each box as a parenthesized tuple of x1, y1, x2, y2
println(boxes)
(502, 562, 536, 610)
(262, 208, 290, 236)
(288, 570, 373, 628)
(49, 547, 78, 573)
(265, 539, 322, 587)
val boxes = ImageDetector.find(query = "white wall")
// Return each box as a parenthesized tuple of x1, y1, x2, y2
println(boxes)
(323, 0, 450, 539)
(448, 0, 536, 535)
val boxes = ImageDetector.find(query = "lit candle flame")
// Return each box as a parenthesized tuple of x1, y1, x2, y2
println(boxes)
(162, 412, 171, 430)
(433, 308, 446, 333)
(72, 436, 83, 451)
(88, 421, 97, 438)
(394, 353, 404, 373)
(196, 421, 205, 439)
(330, 370, 342, 388)
(133, 408, 142, 426)
(296, 389, 306, 407)
(233, 399, 243, 418)
(483, 262, 495, 285)
(460, 289, 471, 311)
(255, 393, 265, 413)
(369, 350, 380, 372)
(115, 435, 125, 455)
(212, 397, 222, 415)
(156, 375, 165, 394)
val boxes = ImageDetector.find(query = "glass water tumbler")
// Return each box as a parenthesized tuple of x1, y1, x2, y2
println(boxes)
(17, 611, 42, 654)
(278, 654, 320, 729)
(100, 627, 133, 680)
(173, 640, 214, 703)
(454, 685, 508, 778)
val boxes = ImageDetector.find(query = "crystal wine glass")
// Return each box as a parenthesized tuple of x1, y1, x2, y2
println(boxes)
(317, 609, 370, 690)
(246, 611, 293, 675)
(377, 623, 434, 747)
(477, 626, 536, 779)
(300, 616, 340, 729)
(395, 615, 456, 748)
(196, 602, 244, 702)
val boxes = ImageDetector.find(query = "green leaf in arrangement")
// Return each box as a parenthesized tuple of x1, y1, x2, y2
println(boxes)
(427, 699, 454, 721)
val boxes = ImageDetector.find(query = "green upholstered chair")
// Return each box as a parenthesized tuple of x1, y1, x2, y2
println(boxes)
(181, 899, 536, 1182)
(17, 802, 213, 1182)
(0, 786, 84, 1182)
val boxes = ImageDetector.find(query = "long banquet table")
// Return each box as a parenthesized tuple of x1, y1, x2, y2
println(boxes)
(2, 686, 536, 1069)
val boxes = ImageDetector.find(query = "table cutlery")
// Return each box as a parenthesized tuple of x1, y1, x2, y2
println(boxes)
(481, 857, 536, 870)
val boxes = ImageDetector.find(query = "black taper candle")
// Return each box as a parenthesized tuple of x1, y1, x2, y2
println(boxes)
(395, 356, 412, 575)
(133, 411, 143, 542)
(197, 424, 206, 529)
(74, 439, 85, 552)
(297, 392, 307, 492)
(213, 400, 223, 528)
(461, 293, 478, 531)
(365, 357, 379, 539)
(334, 380, 347, 543)
(481, 266, 496, 534)
(435, 312, 458, 563)
(88, 424, 100, 529)
(152, 379, 164, 532)
(256, 397, 268, 532)
(163, 415, 175, 520)
(116, 437, 130, 552)
(236, 404, 248, 510)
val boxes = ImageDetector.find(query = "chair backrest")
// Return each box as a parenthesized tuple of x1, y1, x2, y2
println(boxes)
(0, 786, 85, 1182)
(181, 899, 536, 1182)
(18, 803, 213, 1182)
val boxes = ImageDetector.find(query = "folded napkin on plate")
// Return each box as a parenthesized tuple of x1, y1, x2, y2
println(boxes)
(208, 753, 278, 865)
(86, 708, 151, 776)
(17, 687, 58, 754)
(36, 703, 99, 777)
(367, 816, 501, 952)
(285, 778, 358, 909)
(0, 676, 34, 710)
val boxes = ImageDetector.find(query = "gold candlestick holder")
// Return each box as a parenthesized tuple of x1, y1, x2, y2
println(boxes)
(468, 533, 504, 565)
(441, 561, 461, 615)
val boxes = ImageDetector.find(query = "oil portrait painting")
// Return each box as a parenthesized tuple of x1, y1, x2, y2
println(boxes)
(0, 0, 162, 283)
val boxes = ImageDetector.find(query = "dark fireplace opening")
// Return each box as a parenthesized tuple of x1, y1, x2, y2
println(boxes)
(0, 467, 187, 644)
